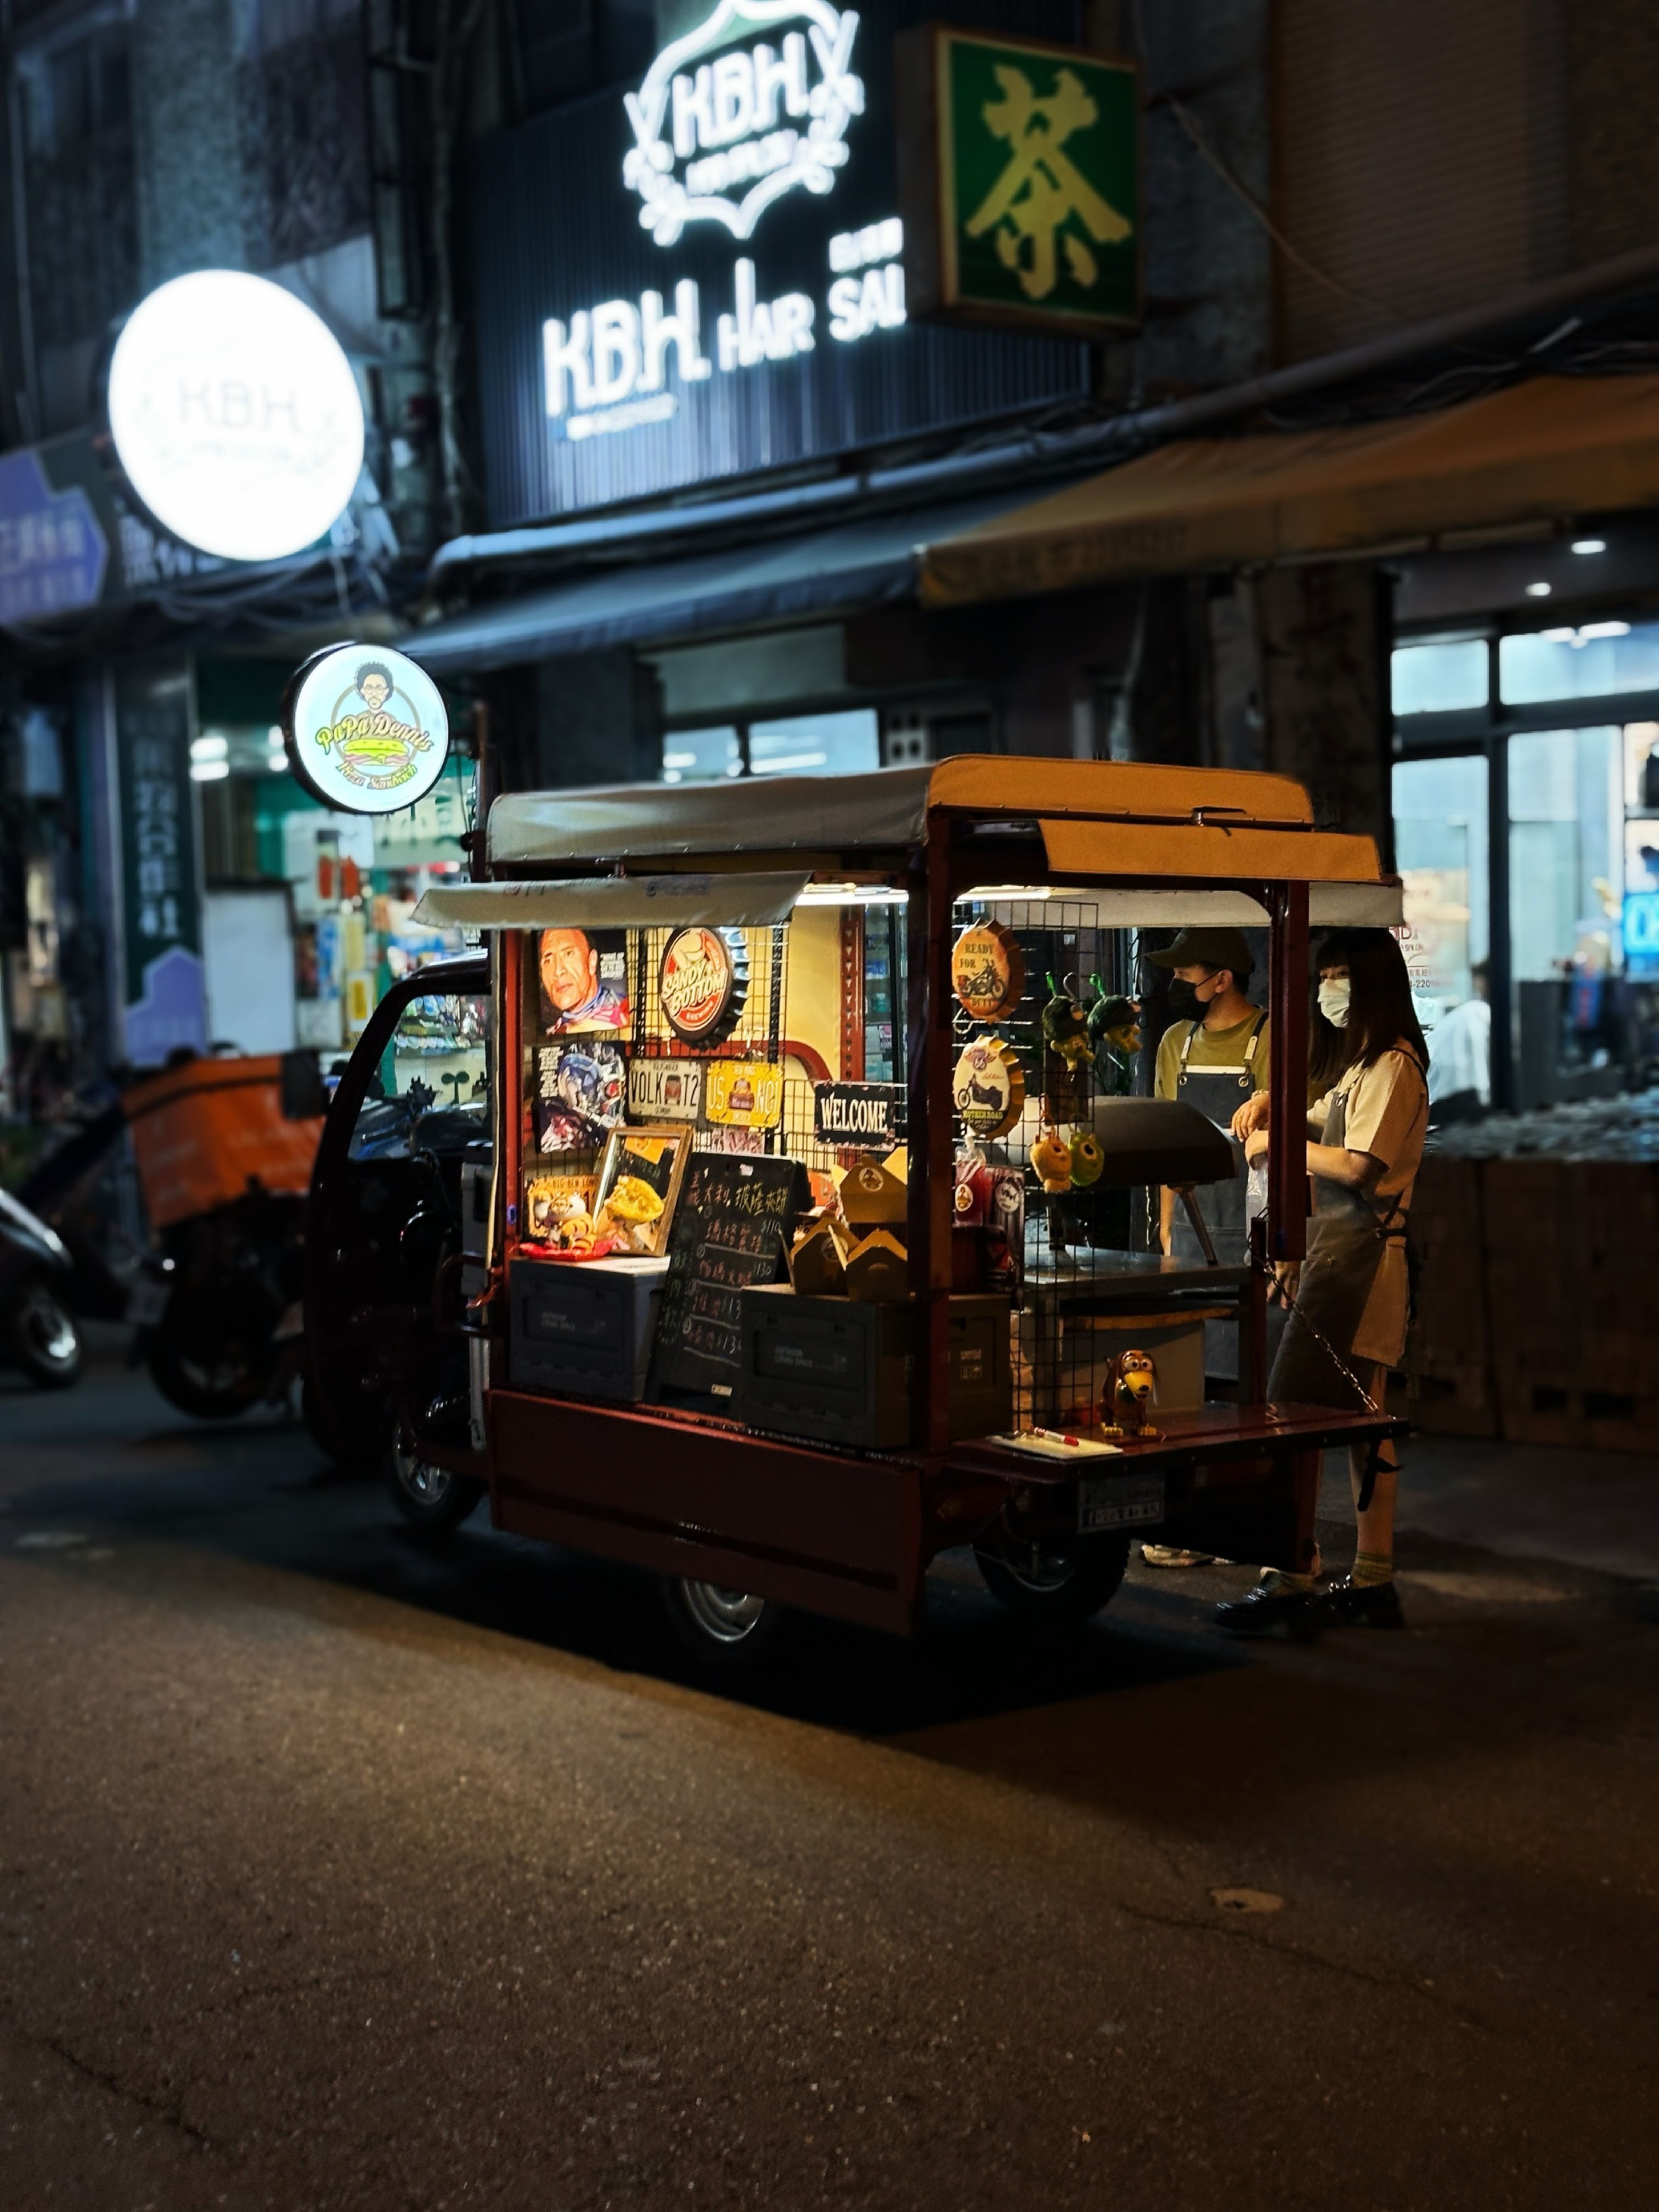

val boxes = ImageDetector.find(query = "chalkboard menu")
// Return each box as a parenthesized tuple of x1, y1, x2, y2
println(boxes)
(648, 1153, 806, 1406)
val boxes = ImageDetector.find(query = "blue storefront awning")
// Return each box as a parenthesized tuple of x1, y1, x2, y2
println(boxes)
(401, 484, 1045, 673)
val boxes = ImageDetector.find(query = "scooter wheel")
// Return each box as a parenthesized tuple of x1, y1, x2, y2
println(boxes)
(8, 1277, 82, 1389)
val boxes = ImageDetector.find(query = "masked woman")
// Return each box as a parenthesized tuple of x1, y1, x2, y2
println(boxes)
(1215, 929, 1430, 1637)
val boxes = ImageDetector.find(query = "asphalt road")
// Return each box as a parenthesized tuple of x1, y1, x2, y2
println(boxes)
(2, 1333, 1656, 2212)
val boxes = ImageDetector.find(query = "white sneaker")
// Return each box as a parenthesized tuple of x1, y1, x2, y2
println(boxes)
(1141, 1544, 1217, 1569)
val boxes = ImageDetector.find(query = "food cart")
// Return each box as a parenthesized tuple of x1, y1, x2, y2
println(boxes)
(305, 758, 1404, 1661)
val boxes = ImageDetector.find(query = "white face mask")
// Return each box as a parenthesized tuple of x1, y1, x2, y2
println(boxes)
(1318, 979, 1352, 1029)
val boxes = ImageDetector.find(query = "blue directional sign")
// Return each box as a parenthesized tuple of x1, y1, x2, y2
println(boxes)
(0, 448, 109, 622)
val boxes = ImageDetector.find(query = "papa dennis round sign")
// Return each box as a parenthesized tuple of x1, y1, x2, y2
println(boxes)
(658, 926, 749, 1044)
(283, 643, 450, 816)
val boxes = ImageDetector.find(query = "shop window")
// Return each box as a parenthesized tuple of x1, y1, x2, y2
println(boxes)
(1393, 755, 1488, 1031)
(1508, 727, 1622, 983)
(663, 727, 741, 782)
(1499, 621, 1659, 706)
(1390, 640, 1487, 716)
(748, 710, 879, 778)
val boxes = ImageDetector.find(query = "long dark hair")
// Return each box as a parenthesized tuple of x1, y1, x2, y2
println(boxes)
(1316, 929, 1430, 1073)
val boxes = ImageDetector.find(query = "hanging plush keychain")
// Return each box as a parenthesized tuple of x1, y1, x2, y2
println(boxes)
(1069, 1126, 1105, 1187)
(1041, 973, 1093, 1069)
(1031, 1119, 1075, 1194)
(1086, 976, 1141, 1098)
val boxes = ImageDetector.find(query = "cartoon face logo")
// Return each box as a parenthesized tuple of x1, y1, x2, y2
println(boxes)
(356, 663, 393, 714)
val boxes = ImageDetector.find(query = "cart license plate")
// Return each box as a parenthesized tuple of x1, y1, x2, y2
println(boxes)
(126, 1277, 170, 1328)
(1079, 1474, 1165, 1533)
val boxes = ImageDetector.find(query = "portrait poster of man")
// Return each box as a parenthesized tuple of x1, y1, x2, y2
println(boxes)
(538, 926, 630, 1036)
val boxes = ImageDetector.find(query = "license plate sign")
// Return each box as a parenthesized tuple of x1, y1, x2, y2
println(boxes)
(1079, 1473, 1165, 1532)
(126, 1278, 170, 1328)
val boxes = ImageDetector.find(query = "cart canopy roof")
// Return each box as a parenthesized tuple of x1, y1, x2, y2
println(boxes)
(486, 757, 1396, 914)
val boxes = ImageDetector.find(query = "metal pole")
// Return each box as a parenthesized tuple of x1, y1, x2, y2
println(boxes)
(904, 813, 953, 1456)
(1267, 880, 1310, 1266)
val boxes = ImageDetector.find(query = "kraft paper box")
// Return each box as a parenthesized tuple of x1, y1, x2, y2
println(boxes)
(787, 1216, 847, 1297)
(834, 1152, 908, 1234)
(840, 1228, 910, 1303)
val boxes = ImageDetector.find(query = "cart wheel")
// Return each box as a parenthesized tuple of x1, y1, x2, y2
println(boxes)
(661, 1577, 784, 1668)
(386, 1430, 483, 1541)
(974, 1531, 1130, 1623)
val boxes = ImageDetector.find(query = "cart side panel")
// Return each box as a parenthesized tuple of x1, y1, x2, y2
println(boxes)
(488, 1392, 926, 1634)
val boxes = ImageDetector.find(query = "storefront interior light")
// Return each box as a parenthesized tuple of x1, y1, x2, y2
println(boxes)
(191, 733, 229, 761)
(796, 883, 908, 906)
(1524, 580, 1552, 596)
(1571, 538, 1607, 555)
(963, 885, 1053, 902)
(189, 759, 230, 783)
(1540, 620, 1630, 647)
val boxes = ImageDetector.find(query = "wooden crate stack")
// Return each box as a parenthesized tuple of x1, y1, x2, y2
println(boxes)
(1402, 1156, 1497, 1437)
(1403, 1146, 1659, 1451)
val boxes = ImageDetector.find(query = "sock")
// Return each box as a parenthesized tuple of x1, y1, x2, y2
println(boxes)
(1352, 1549, 1393, 1587)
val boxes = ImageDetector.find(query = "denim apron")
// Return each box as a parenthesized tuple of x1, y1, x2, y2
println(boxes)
(1267, 1054, 1425, 1410)
(1167, 1012, 1267, 1267)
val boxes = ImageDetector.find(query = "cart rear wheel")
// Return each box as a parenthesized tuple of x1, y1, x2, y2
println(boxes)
(386, 1431, 483, 1540)
(661, 1576, 784, 1668)
(974, 1531, 1130, 1623)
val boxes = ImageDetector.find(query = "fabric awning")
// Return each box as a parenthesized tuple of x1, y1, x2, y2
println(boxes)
(413, 872, 810, 930)
(992, 883, 1403, 928)
(404, 485, 1043, 673)
(919, 374, 1659, 606)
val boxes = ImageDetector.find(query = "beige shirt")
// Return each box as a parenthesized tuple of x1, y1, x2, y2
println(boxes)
(1311, 1046, 1428, 1367)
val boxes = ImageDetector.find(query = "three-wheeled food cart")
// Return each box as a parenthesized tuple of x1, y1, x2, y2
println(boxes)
(305, 758, 1406, 1660)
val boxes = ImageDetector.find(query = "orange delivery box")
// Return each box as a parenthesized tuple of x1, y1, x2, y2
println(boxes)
(124, 1055, 325, 1231)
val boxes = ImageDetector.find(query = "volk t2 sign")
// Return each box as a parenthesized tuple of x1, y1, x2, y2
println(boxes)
(896, 27, 1141, 337)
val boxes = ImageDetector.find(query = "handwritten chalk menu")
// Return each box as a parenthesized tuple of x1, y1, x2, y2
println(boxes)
(648, 1153, 805, 1404)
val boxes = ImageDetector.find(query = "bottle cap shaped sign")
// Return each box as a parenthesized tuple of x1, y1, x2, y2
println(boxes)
(658, 926, 749, 1045)
(952, 1035, 1025, 1139)
(951, 920, 1024, 1021)
(282, 643, 450, 815)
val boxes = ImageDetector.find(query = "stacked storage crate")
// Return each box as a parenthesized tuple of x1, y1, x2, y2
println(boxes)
(1403, 1096, 1659, 1451)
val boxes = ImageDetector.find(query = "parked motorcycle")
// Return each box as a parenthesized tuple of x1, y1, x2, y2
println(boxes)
(129, 1183, 308, 1419)
(0, 1185, 83, 1389)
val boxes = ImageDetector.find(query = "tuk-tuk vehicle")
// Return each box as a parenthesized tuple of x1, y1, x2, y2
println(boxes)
(306, 758, 1404, 1662)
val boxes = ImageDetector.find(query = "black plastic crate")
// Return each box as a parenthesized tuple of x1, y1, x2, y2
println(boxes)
(736, 1289, 1011, 1449)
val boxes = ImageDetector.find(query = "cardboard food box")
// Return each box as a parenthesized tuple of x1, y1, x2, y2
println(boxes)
(833, 1149, 908, 1234)
(838, 1227, 909, 1303)
(787, 1216, 847, 1297)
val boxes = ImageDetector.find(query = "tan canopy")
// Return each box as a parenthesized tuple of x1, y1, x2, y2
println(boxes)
(918, 373, 1659, 606)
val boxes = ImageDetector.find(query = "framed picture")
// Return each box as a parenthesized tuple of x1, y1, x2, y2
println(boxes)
(523, 1166, 600, 1248)
(591, 1125, 692, 1257)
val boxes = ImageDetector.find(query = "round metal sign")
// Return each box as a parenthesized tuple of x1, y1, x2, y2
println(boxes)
(658, 926, 748, 1045)
(106, 270, 365, 563)
(282, 644, 450, 815)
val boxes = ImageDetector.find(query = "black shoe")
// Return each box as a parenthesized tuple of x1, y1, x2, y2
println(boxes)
(1325, 1576, 1406, 1629)
(1213, 1578, 1323, 1639)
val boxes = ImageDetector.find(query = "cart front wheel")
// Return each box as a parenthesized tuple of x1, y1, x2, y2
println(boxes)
(386, 1432, 483, 1540)
(661, 1576, 783, 1667)
(974, 1531, 1130, 1623)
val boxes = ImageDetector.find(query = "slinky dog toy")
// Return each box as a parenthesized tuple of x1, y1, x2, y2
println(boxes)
(1101, 1347, 1159, 1439)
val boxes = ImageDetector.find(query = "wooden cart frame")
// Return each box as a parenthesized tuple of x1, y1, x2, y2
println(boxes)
(310, 758, 1406, 1638)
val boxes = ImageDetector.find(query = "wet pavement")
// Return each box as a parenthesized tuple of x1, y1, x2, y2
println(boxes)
(2, 1328, 1656, 2210)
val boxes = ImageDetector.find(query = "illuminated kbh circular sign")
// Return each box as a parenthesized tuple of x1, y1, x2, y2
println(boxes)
(107, 270, 365, 563)
(282, 644, 450, 816)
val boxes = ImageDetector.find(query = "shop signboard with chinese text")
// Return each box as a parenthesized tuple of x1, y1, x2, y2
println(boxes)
(115, 666, 207, 1066)
(471, 0, 1088, 521)
(896, 26, 1140, 336)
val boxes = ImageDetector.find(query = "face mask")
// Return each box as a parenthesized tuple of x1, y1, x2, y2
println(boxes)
(1318, 979, 1351, 1029)
(1167, 971, 1217, 1018)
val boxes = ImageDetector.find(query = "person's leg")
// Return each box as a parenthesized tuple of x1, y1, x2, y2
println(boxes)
(1331, 1362, 1404, 1626)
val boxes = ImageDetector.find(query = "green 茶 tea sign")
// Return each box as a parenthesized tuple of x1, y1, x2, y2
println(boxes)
(898, 27, 1141, 337)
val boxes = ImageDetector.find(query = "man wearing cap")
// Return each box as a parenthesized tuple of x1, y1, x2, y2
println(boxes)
(1143, 928, 1270, 1567)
